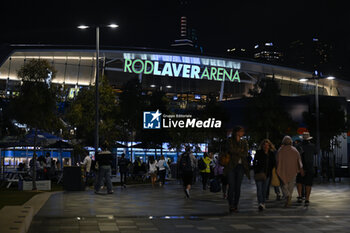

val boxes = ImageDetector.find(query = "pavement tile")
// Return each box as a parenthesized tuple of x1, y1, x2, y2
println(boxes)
(99, 225, 119, 231)
(230, 224, 255, 230)
(118, 226, 138, 229)
(175, 224, 195, 228)
(80, 225, 100, 231)
(80, 231, 101, 233)
(138, 227, 159, 231)
(197, 226, 217, 230)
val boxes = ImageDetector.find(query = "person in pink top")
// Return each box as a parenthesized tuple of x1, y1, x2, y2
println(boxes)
(276, 136, 304, 207)
(213, 154, 228, 199)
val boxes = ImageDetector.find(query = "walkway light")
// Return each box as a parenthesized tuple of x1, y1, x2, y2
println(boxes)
(108, 24, 119, 28)
(77, 25, 89, 29)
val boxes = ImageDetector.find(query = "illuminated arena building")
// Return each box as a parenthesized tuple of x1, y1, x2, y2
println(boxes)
(1, 44, 349, 166)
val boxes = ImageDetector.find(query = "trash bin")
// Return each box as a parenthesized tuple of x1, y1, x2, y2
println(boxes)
(63, 166, 85, 191)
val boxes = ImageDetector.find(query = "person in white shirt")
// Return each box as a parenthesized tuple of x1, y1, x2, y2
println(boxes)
(156, 155, 168, 187)
(45, 153, 52, 180)
(81, 151, 92, 186)
(148, 156, 158, 188)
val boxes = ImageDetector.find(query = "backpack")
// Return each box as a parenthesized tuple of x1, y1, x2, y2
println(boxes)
(210, 178, 221, 193)
(198, 158, 207, 170)
(179, 153, 193, 172)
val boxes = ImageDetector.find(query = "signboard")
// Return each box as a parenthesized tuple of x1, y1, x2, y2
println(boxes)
(123, 57, 241, 83)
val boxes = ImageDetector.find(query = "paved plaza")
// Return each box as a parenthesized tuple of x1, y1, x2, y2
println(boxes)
(28, 178, 350, 233)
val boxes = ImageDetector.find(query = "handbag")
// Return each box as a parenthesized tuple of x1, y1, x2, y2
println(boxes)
(254, 172, 266, 181)
(218, 153, 230, 166)
(271, 167, 280, 186)
(254, 153, 268, 181)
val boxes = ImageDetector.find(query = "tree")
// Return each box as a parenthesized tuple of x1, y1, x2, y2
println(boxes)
(168, 95, 229, 154)
(65, 76, 118, 147)
(117, 79, 172, 156)
(303, 97, 347, 181)
(117, 78, 144, 143)
(244, 78, 298, 146)
(137, 90, 171, 152)
(11, 59, 59, 190)
(303, 97, 346, 151)
(65, 77, 118, 146)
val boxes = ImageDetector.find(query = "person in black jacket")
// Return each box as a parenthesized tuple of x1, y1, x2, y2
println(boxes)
(118, 153, 129, 188)
(253, 139, 276, 211)
(94, 143, 114, 194)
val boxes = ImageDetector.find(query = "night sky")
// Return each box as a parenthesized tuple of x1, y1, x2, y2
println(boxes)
(1, 0, 349, 55)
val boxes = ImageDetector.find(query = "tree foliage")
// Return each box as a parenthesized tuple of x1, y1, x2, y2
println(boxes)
(244, 78, 297, 146)
(12, 59, 60, 132)
(303, 97, 346, 151)
(10, 59, 60, 190)
(65, 76, 118, 147)
(117, 78, 144, 141)
(168, 95, 229, 152)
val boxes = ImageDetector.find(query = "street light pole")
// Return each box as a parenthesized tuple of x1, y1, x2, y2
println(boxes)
(95, 26, 100, 156)
(315, 78, 320, 169)
(300, 73, 335, 174)
(78, 23, 118, 155)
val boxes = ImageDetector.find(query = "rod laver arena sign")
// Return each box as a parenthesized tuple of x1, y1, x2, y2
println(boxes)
(124, 58, 240, 82)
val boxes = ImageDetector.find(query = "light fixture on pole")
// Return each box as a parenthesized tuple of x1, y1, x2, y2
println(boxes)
(78, 23, 118, 156)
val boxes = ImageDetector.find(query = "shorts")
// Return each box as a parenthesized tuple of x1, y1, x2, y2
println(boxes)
(150, 172, 157, 178)
(296, 171, 314, 186)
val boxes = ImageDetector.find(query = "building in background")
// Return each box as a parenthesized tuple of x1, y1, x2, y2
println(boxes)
(253, 42, 283, 63)
(171, 0, 203, 53)
(226, 46, 250, 58)
(286, 38, 334, 74)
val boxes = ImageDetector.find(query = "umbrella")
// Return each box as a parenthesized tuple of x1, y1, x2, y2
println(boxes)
(114, 142, 129, 148)
(24, 130, 62, 146)
(130, 142, 162, 149)
(46, 140, 73, 149)
(45, 140, 73, 167)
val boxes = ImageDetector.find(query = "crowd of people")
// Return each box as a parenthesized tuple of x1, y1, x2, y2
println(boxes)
(26, 152, 62, 180)
(78, 126, 316, 213)
(174, 126, 315, 212)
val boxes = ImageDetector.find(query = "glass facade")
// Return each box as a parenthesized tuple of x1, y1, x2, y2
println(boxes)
(0, 48, 344, 99)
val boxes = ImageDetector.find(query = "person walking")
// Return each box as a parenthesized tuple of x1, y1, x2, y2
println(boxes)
(178, 145, 197, 198)
(118, 153, 129, 188)
(276, 136, 304, 207)
(296, 132, 317, 207)
(44, 152, 52, 180)
(199, 153, 212, 190)
(156, 156, 168, 187)
(95, 143, 114, 194)
(148, 156, 158, 188)
(253, 139, 276, 211)
(224, 126, 251, 213)
(81, 151, 92, 187)
(258, 140, 280, 201)
(213, 154, 227, 199)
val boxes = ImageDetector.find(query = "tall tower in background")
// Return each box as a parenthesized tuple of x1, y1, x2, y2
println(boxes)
(171, 0, 203, 53)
